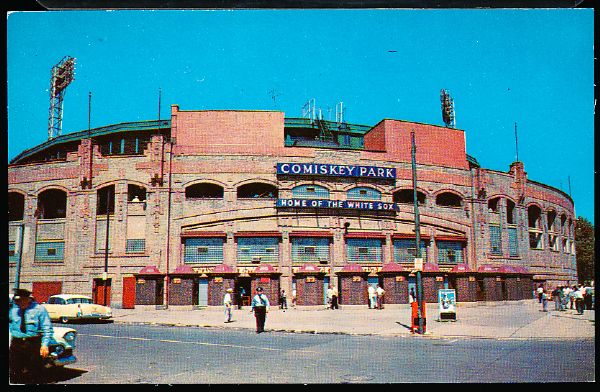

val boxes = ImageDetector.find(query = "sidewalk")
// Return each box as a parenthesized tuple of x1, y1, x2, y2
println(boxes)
(110, 300, 595, 340)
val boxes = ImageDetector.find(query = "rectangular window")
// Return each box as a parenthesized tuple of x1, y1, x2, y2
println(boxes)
(346, 238, 382, 263)
(236, 237, 279, 263)
(437, 241, 464, 264)
(35, 241, 65, 261)
(291, 237, 330, 263)
(508, 227, 518, 257)
(8, 243, 18, 262)
(184, 238, 224, 263)
(393, 239, 427, 263)
(489, 225, 502, 255)
(126, 239, 146, 253)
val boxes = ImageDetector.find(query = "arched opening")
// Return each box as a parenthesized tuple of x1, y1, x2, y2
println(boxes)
(97, 185, 115, 215)
(547, 210, 557, 232)
(37, 189, 67, 219)
(487, 197, 501, 213)
(436, 192, 462, 208)
(506, 199, 516, 224)
(128, 184, 147, 202)
(393, 189, 425, 205)
(237, 183, 278, 199)
(8, 192, 25, 221)
(185, 183, 224, 199)
(527, 205, 542, 229)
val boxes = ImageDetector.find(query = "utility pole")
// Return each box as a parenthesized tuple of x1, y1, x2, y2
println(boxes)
(411, 131, 424, 334)
(103, 186, 113, 306)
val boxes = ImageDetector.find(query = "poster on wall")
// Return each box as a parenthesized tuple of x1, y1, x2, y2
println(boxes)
(438, 289, 457, 321)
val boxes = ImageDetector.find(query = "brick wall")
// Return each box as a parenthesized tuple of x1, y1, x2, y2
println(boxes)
(208, 277, 236, 306)
(135, 278, 162, 305)
(482, 277, 501, 301)
(250, 276, 280, 306)
(381, 275, 409, 304)
(296, 275, 325, 306)
(454, 276, 477, 302)
(339, 275, 368, 305)
(168, 277, 195, 306)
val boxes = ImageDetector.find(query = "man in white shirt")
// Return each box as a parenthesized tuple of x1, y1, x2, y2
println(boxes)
(326, 286, 334, 309)
(223, 288, 233, 323)
(376, 284, 385, 310)
(367, 285, 376, 309)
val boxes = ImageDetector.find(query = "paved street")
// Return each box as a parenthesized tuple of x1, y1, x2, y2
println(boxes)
(46, 323, 594, 383)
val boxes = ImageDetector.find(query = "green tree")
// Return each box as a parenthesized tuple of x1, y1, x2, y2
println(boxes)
(575, 217, 595, 283)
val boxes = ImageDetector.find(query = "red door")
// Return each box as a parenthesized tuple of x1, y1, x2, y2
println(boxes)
(93, 278, 112, 306)
(122, 276, 136, 309)
(32, 282, 63, 303)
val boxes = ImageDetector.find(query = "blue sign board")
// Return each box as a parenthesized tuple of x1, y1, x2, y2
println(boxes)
(276, 198, 399, 211)
(277, 163, 396, 179)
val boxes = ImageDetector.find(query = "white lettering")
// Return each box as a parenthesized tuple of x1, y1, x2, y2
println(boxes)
(291, 164, 302, 174)
(386, 168, 394, 178)
(280, 163, 290, 174)
(377, 168, 384, 177)
(346, 166, 356, 176)
(367, 168, 376, 177)
(359, 167, 367, 176)
(302, 164, 314, 174)
(319, 165, 328, 175)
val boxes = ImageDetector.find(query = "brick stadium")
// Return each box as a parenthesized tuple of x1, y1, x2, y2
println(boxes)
(8, 105, 577, 308)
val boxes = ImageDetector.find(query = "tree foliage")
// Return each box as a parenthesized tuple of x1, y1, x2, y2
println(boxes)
(575, 216, 595, 283)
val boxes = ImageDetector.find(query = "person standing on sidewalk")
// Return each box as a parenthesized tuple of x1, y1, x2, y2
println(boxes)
(331, 286, 339, 309)
(552, 287, 560, 311)
(9, 288, 54, 384)
(376, 284, 385, 310)
(584, 282, 593, 310)
(279, 289, 288, 311)
(326, 286, 334, 309)
(541, 290, 548, 312)
(251, 287, 270, 333)
(537, 285, 544, 303)
(223, 288, 233, 323)
(574, 285, 585, 314)
(368, 284, 376, 309)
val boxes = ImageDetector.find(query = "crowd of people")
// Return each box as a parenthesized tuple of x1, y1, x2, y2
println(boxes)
(537, 282, 594, 314)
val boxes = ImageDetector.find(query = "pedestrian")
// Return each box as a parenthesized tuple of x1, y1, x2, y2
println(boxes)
(409, 287, 417, 304)
(569, 285, 577, 309)
(279, 289, 288, 311)
(237, 286, 245, 310)
(552, 287, 561, 311)
(223, 288, 233, 323)
(331, 286, 339, 310)
(536, 285, 544, 303)
(574, 285, 585, 315)
(584, 282, 593, 310)
(367, 284, 376, 309)
(9, 288, 54, 384)
(541, 290, 548, 312)
(326, 286, 334, 309)
(563, 286, 572, 310)
(251, 287, 270, 333)
(376, 284, 385, 310)
(292, 288, 297, 308)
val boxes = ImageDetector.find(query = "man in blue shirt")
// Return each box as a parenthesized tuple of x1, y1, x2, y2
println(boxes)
(250, 287, 270, 333)
(9, 288, 54, 384)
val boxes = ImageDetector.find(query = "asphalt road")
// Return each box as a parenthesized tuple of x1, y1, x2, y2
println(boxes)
(44, 322, 595, 384)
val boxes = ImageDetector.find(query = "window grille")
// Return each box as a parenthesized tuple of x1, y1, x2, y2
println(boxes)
(393, 239, 427, 263)
(291, 237, 330, 263)
(126, 239, 146, 253)
(489, 225, 502, 255)
(35, 241, 65, 261)
(508, 227, 518, 257)
(292, 185, 330, 199)
(347, 187, 381, 201)
(237, 237, 279, 263)
(184, 238, 224, 263)
(437, 241, 463, 264)
(346, 238, 382, 263)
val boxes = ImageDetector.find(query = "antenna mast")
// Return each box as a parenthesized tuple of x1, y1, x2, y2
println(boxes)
(440, 89, 456, 128)
(48, 56, 76, 140)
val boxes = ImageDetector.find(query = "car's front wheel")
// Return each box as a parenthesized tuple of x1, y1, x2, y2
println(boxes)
(59, 316, 69, 324)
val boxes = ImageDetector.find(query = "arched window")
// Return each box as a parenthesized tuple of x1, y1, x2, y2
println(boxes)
(237, 183, 278, 199)
(393, 189, 425, 205)
(128, 184, 147, 202)
(527, 205, 542, 229)
(488, 197, 501, 213)
(436, 192, 462, 208)
(560, 213, 567, 235)
(547, 210, 557, 232)
(347, 187, 381, 201)
(8, 192, 25, 221)
(97, 185, 115, 215)
(37, 189, 67, 219)
(185, 183, 224, 199)
(292, 185, 329, 199)
(506, 199, 516, 224)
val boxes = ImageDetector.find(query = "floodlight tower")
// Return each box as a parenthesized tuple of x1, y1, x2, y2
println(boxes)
(440, 89, 456, 128)
(48, 56, 76, 140)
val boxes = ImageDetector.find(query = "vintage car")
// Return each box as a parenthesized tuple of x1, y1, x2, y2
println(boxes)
(44, 294, 112, 324)
(9, 295, 77, 368)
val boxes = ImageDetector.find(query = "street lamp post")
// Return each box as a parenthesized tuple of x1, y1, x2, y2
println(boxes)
(102, 186, 113, 306)
(411, 131, 424, 334)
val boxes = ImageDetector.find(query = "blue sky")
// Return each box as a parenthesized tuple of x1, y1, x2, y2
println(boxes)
(7, 9, 594, 223)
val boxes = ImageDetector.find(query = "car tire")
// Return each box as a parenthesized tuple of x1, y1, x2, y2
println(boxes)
(59, 316, 69, 324)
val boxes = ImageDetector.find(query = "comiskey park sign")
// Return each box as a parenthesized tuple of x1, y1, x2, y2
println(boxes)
(276, 163, 396, 179)
(276, 198, 399, 211)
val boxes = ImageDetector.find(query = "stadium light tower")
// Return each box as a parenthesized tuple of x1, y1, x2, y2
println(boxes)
(48, 56, 76, 140)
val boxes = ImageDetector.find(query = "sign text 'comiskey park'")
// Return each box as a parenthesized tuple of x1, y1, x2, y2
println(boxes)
(276, 198, 399, 211)
(276, 163, 396, 179)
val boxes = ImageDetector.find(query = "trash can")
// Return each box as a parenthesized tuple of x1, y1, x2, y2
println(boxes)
(411, 301, 427, 333)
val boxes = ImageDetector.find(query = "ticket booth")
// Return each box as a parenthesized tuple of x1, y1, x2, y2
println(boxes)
(294, 264, 326, 306)
(208, 264, 238, 306)
(249, 264, 281, 304)
(135, 265, 165, 306)
(450, 263, 477, 302)
(336, 264, 369, 305)
(378, 262, 408, 304)
(168, 264, 198, 306)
